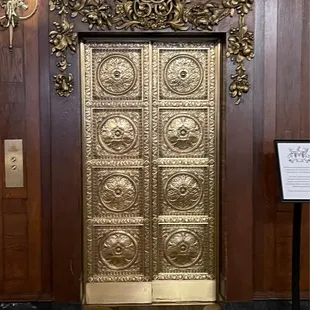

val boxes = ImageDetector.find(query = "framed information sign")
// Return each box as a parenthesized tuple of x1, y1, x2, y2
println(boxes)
(275, 140, 310, 202)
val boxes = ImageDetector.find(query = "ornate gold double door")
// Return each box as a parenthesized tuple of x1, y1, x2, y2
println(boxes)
(82, 39, 220, 305)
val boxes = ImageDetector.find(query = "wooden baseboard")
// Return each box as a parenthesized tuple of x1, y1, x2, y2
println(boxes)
(0, 293, 52, 301)
(254, 291, 310, 300)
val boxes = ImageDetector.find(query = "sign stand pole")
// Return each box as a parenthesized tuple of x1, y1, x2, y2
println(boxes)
(292, 202, 302, 310)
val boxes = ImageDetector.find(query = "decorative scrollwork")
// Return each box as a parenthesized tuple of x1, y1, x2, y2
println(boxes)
(0, 0, 38, 49)
(49, 0, 254, 104)
(69, 0, 114, 30)
(115, 0, 189, 31)
(226, 15, 254, 104)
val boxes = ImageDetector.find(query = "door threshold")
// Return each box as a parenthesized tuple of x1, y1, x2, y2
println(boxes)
(83, 302, 222, 309)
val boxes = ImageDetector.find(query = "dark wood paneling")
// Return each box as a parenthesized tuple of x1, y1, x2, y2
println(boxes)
(24, 11, 42, 295)
(0, 48, 23, 83)
(39, 0, 52, 297)
(252, 0, 266, 295)
(50, 45, 82, 301)
(253, 0, 310, 298)
(0, 0, 43, 300)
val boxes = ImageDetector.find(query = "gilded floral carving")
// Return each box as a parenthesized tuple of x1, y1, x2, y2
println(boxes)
(226, 15, 254, 104)
(69, 0, 114, 30)
(50, 19, 77, 57)
(49, 0, 254, 103)
(53, 73, 74, 97)
(115, 0, 188, 30)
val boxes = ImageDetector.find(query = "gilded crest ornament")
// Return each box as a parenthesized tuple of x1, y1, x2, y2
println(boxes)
(49, 0, 254, 104)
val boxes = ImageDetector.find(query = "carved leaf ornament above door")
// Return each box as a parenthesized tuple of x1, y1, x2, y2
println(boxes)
(49, 0, 254, 104)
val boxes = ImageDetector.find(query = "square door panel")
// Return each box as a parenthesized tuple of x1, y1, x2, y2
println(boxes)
(92, 168, 143, 217)
(91, 109, 142, 159)
(92, 48, 143, 101)
(155, 225, 214, 279)
(158, 48, 209, 101)
(88, 226, 146, 282)
(159, 108, 209, 158)
(158, 167, 208, 215)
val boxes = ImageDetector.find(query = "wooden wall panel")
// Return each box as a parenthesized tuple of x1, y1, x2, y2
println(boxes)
(0, 0, 49, 300)
(253, 0, 310, 299)
(50, 49, 82, 301)
(39, 0, 53, 298)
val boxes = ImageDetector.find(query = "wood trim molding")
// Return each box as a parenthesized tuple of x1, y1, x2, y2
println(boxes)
(254, 291, 310, 300)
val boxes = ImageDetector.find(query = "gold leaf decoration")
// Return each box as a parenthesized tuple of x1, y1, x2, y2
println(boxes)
(49, 0, 254, 104)
(226, 15, 254, 104)
(50, 19, 77, 58)
(229, 63, 249, 105)
(185, 2, 233, 31)
(68, 0, 114, 30)
(114, 0, 189, 30)
(54, 73, 74, 97)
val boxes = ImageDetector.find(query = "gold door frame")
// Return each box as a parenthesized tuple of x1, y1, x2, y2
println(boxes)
(81, 38, 221, 305)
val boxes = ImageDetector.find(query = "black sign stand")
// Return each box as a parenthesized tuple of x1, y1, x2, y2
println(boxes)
(292, 202, 302, 310)
(274, 140, 310, 310)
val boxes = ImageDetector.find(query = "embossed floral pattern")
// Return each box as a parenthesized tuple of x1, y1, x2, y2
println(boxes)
(69, 0, 114, 30)
(97, 55, 137, 95)
(115, 0, 188, 30)
(49, 0, 255, 104)
(50, 19, 77, 58)
(165, 173, 202, 210)
(164, 55, 203, 95)
(99, 231, 138, 270)
(99, 174, 137, 212)
(98, 116, 137, 154)
(164, 115, 202, 152)
(229, 63, 249, 103)
(164, 230, 202, 268)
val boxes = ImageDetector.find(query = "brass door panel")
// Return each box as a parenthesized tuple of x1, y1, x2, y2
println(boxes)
(82, 40, 220, 305)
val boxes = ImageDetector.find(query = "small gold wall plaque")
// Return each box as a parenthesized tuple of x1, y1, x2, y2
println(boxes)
(4, 139, 24, 188)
